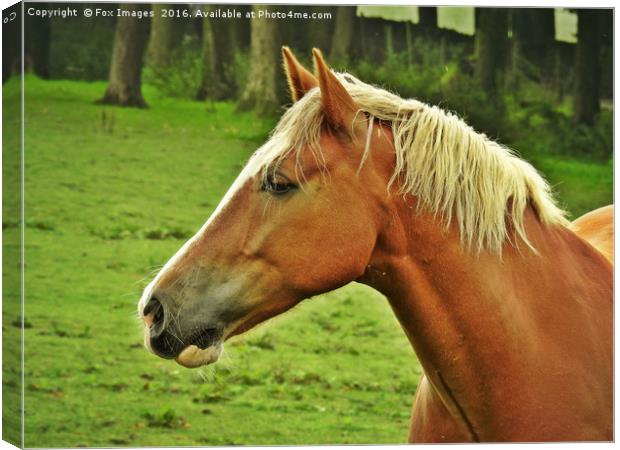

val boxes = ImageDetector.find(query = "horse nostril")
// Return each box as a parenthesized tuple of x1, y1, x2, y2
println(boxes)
(143, 296, 165, 329)
(142, 295, 184, 359)
(154, 306, 164, 324)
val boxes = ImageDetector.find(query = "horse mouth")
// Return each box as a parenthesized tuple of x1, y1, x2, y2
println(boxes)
(187, 327, 221, 350)
(174, 327, 223, 368)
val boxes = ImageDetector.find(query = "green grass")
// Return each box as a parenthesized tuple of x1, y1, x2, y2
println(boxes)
(3, 73, 23, 448)
(4, 76, 613, 447)
(534, 156, 613, 219)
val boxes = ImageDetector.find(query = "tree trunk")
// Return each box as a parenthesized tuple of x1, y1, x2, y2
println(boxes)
(196, 7, 238, 100)
(196, 11, 217, 100)
(147, 4, 185, 70)
(234, 5, 252, 52)
(306, 6, 335, 52)
(384, 23, 394, 59)
(330, 6, 356, 64)
(99, 4, 150, 108)
(511, 8, 554, 82)
(405, 22, 413, 67)
(574, 9, 601, 125)
(24, 4, 51, 78)
(418, 6, 438, 34)
(475, 8, 509, 100)
(359, 17, 387, 63)
(196, 10, 218, 100)
(237, 5, 279, 116)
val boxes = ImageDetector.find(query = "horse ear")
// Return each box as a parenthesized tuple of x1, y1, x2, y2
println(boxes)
(312, 48, 358, 132)
(282, 46, 318, 102)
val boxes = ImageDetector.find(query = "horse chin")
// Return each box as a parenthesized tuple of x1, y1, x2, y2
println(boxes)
(175, 342, 223, 368)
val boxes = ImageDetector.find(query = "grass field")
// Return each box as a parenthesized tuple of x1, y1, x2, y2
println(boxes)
(3, 76, 613, 447)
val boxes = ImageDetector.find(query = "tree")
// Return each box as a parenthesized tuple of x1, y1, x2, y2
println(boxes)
(574, 9, 601, 125)
(146, 5, 185, 71)
(24, 6, 51, 78)
(99, 4, 150, 108)
(196, 10, 218, 100)
(418, 6, 438, 34)
(306, 6, 334, 52)
(359, 16, 387, 63)
(196, 6, 237, 101)
(237, 5, 279, 116)
(475, 8, 509, 100)
(330, 7, 356, 65)
(511, 8, 554, 83)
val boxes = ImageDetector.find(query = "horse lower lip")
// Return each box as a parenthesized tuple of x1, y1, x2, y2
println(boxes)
(176, 344, 222, 368)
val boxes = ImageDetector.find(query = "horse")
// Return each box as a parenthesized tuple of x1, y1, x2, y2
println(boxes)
(571, 205, 614, 264)
(138, 47, 613, 443)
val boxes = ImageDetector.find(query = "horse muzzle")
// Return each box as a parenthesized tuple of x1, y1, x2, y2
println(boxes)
(141, 294, 224, 367)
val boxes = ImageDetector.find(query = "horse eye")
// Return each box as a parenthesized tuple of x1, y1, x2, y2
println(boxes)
(261, 174, 295, 196)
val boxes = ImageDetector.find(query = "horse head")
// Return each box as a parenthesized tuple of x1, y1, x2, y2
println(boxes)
(137, 48, 396, 368)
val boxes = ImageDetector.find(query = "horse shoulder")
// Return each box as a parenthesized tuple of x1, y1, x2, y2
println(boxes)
(570, 205, 614, 265)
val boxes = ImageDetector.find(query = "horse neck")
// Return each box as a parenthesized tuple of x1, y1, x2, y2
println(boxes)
(360, 197, 597, 433)
(362, 196, 545, 347)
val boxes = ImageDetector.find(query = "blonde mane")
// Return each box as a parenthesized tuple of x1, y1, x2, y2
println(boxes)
(247, 72, 568, 255)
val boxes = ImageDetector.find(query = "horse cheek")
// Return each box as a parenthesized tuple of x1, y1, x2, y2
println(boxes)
(284, 219, 375, 296)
